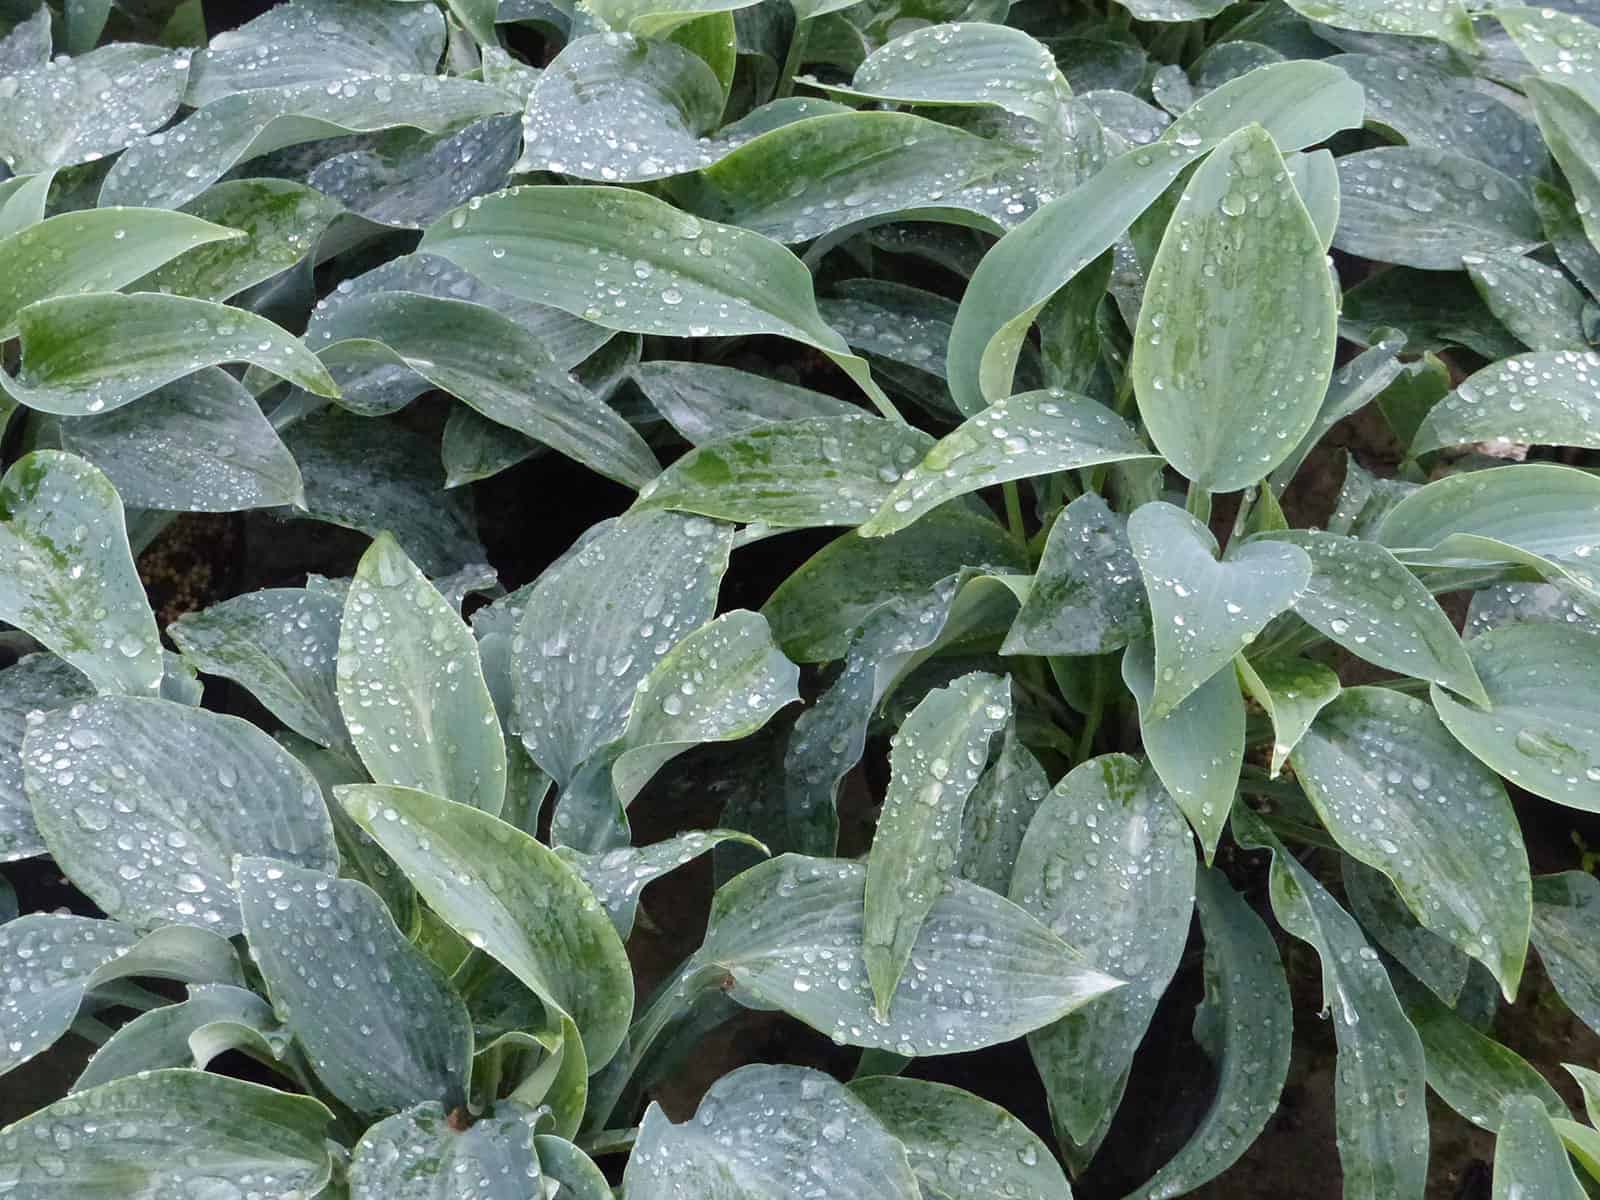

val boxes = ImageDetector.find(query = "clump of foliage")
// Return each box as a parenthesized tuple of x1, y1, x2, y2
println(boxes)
(3, 0, 1600, 1195)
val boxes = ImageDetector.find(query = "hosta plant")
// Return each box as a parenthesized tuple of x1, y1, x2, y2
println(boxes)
(3, 0, 1600, 1196)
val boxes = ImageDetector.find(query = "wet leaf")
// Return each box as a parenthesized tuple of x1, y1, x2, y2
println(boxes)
(1465, 254, 1589, 354)
(1129, 501, 1310, 718)
(1012, 754, 1194, 1150)
(865, 672, 1010, 1016)
(2, 292, 337, 417)
(349, 1101, 543, 1199)
(1133, 124, 1337, 493)
(238, 857, 471, 1116)
(862, 390, 1156, 537)
(1129, 868, 1293, 1198)
(0, 654, 94, 861)
(1290, 686, 1530, 998)
(1007, 491, 1148, 657)
(1530, 871, 1600, 1036)
(338, 532, 505, 815)
(1415, 351, 1600, 454)
(694, 854, 1122, 1053)
(0, 451, 163, 695)
(633, 360, 858, 446)
(1492, 1094, 1588, 1200)
(1344, 856, 1469, 1006)
(1231, 805, 1429, 1200)
(956, 722, 1048, 895)
(72, 983, 286, 1091)
(1236, 652, 1340, 777)
(559, 830, 764, 938)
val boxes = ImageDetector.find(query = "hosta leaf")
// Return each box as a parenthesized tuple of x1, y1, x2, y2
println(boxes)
(626, 1065, 920, 1200)
(1392, 972, 1564, 1133)
(0, 1069, 332, 1198)
(1231, 805, 1429, 1200)
(0, 451, 163, 695)
(338, 533, 505, 814)
(1236, 653, 1340, 776)
(535, 1136, 611, 1199)
(1415, 351, 1600, 454)
(238, 857, 471, 1116)
(349, 1101, 543, 1200)
(58, 367, 304, 512)
(956, 723, 1048, 895)
(419, 185, 885, 407)
(340, 783, 634, 1070)
(849, 1076, 1070, 1200)
(1536, 180, 1600, 298)
(1007, 492, 1147, 657)
(309, 114, 522, 230)
(1332, 148, 1539, 272)
(315, 291, 658, 490)
(1286, 0, 1474, 51)
(1433, 624, 1600, 812)
(1132, 124, 1337, 493)
(1290, 687, 1530, 998)
(1465, 581, 1600, 640)
(1499, 6, 1600, 110)
(512, 511, 732, 789)
(1342, 266, 1524, 361)
(1130, 868, 1292, 1199)
(634, 414, 933, 529)
(1269, 333, 1408, 496)
(310, 252, 611, 371)
(0, 44, 189, 173)
(0, 169, 55, 240)
(0, 207, 240, 337)
(1465, 253, 1589, 354)
(1376, 463, 1600, 596)
(185, 0, 445, 105)
(695, 854, 1122, 1053)
(586, 0, 763, 37)
(2, 292, 337, 417)
(1122, 637, 1244, 860)
(865, 673, 1010, 1016)
(1129, 502, 1310, 718)
(23, 696, 338, 934)
(1012, 755, 1195, 1150)
(1261, 529, 1487, 703)
(633, 360, 857, 446)
(0, 5, 49, 74)
(1530, 871, 1600, 1035)
(1328, 54, 1546, 180)
(73, 983, 286, 1091)
(947, 60, 1365, 413)
(765, 505, 1020, 663)
(517, 34, 725, 181)
(170, 587, 347, 752)
(1530, 79, 1600, 255)
(100, 75, 518, 210)
(2, 917, 242, 1076)
(862, 391, 1156, 537)
(1344, 857, 1468, 1006)
(685, 109, 1033, 244)
(559, 830, 764, 938)
(611, 611, 800, 809)
(1493, 1095, 1588, 1200)
(133, 179, 346, 302)
(0, 654, 94, 861)
(280, 409, 484, 577)
(817, 23, 1065, 124)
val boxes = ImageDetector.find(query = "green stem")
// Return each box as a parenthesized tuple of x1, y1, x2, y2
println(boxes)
(580, 1127, 640, 1157)
(1229, 486, 1258, 545)
(1073, 657, 1107, 762)
(1002, 481, 1027, 550)
(1185, 479, 1212, 524)
(776, 19, 810, 99)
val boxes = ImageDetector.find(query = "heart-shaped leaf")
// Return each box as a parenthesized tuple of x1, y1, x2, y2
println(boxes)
(1129, 501, 1310, 717)
(23, 696, 338, 934)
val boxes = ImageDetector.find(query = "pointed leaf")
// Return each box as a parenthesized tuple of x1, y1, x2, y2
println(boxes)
(1236, 653, 1339, 777)
(3, 292, 336, 416)
(1005, 492, 1148, 656)
(349, 1101, 543, 1200)
(1, 915, 139, 1076)
(1530, 871, 1600, 1036)
(58, 367, 304, 513)
(1415, 351, 1600, 454)
(170, 587, 347, 753)
(0, 1069, 332, 1198)
(73, 983, 286, 1091)
(634, 413, 933, 529)
(0, 654, 94, 861)
(1465, 253, 1589, 354)
(850, 1076, 1070, 1200)
(1529, 78, 1600, 255)
(1291, 687, 1530, 998)
(513, 511, 733, 789)
(100, 75, 518, 210)
(633, 360, 858, 446)
(1344, 856, 1469, 1006)
(696, 854, 1123, 1054)
(0, 451, 163, 695)
(340, 783, 634, 1070)
(338, 533, 505, 814)
(1129, 501, 1310, 718)
(626, 1065, 920, 1200)
(1262, 529, 1487, 704)
(1122, 637, 1243, 860)
(1012, 755, 1195, 1149)
(957, 724, 1049, 896)
(23, 696, 338, 934)
(1493, 1095, 1588, 1200)
(865, 673, 1010, 1016)
(862, 391, 1156, 537)
(238, 857, 471, 1116)
(1133, 124, 1337, 492)
(559, 830, 764, 939)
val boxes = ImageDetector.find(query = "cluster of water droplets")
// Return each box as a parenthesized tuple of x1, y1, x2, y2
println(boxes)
(0, 914, 138, 1069)
(349, 1102, 547, 1200)
(1009, 492, 1148, 654)
(1436, 348, 1599, 446)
